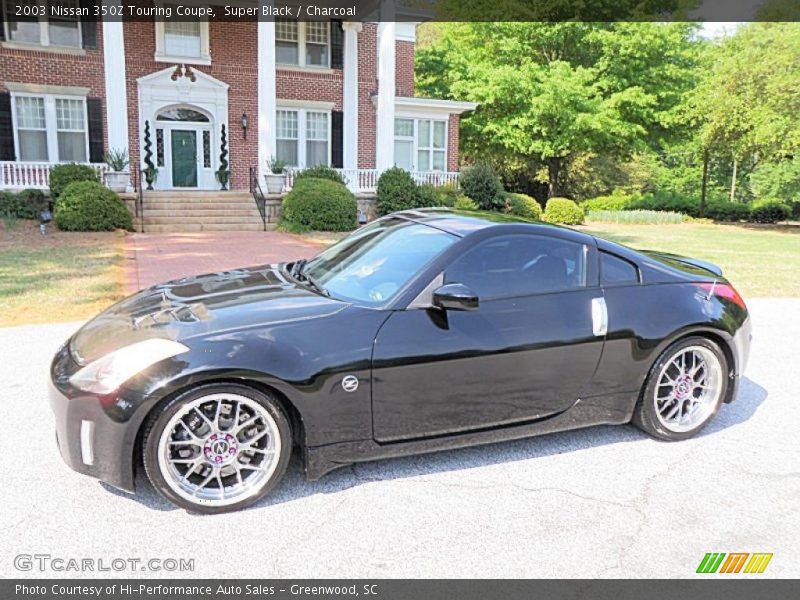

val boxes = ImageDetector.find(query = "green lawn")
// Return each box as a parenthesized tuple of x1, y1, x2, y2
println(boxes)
(0, 223, 126, 327)
(581, 221, 800, 297)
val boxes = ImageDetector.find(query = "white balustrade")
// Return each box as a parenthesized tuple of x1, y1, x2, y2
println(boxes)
(283, 167, 459, 194)
(0, 162, 108, 190)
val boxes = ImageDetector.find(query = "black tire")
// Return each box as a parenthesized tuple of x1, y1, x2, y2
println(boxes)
(632, 336, 729, 441)
(142, 383, 292, 514)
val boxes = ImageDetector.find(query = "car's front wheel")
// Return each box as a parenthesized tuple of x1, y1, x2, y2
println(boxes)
(142, 383, 291, 513)
(633, 336, 729, 441)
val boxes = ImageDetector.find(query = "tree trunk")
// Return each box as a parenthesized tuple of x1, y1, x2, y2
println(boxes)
(548, 157, 561, 198)
(729, 156, 738, 202)
(700, 149, 710, 218)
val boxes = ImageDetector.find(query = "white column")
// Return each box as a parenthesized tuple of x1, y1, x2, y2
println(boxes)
(102, 1, 128, 158)
(375, 1, 396, 174)
(342, 22, 362, 175)
(258, 1, 277, 180)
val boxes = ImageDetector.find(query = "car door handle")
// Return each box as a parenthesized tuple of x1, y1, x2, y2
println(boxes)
(591, 297, 608, 337)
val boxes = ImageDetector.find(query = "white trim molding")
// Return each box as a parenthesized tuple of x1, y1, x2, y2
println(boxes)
(4, 82, 90, 96)
(342, 21, 362, 173)
(392, 97, 479, 118)
(103, 1, 129, 159)
(276, 99, 335, 111)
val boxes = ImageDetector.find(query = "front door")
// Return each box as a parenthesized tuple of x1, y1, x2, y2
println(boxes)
(171, 130, 197, 187)
(371, 233, 604, 442)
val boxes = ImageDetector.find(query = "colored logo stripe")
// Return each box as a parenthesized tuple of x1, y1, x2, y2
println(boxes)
(744, 553, 773, 574)
(719, 553, 749, 573)
(697, 553, 726, 573)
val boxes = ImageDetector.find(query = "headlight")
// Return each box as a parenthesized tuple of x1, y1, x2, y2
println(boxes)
(69, 338, 189, 394)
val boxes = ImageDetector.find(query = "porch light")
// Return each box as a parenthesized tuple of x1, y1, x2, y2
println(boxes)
(241, 113, 249, 139)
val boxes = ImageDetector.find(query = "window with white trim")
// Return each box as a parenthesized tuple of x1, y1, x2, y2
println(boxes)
(13, 94, 87, 162)
(276, 108, 330, 168)
(393, 118, 448, 172)
(155, 3, 210, 63)
(275, 19, 330, 68)
(2, 0, 81, 48)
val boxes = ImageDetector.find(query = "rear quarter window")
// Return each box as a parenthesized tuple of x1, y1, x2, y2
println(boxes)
(601, 252, 640, 286)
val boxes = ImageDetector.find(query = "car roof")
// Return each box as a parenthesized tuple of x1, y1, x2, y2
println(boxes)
(393, 208, 594, 244)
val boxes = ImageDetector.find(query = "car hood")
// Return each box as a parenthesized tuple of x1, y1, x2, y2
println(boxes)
(69, 264, 346, 365)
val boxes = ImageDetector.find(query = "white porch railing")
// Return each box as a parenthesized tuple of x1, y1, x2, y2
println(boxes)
(0, 162, 108, 190)
(284, 168, 460, 194)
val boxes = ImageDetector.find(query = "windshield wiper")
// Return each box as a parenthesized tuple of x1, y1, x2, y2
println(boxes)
(292, 260, 329, 297)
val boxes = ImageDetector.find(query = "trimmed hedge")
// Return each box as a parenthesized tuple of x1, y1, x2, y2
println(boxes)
(54, 181, 133, 231)
(0, 189, 48, 219)
(544, 197, 585, 225)
(750, 201, 790, 224)
(503, 192, 542, 220)
(459, 163, 504, 211)
(281, 178, 357, 232)
(376, 167, 420, 215)
(581, 193, 636, 212)
(49, 163, 99, 200)
(293, 166, 347, 186)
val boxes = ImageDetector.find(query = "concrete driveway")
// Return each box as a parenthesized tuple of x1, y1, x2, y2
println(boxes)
(0, 299, 797, 579)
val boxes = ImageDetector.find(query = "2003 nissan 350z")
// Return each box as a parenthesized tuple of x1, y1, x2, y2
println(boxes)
(50, 209, 752, 513)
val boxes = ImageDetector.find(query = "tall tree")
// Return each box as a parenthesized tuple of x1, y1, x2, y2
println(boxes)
(416, 22, 700, 197)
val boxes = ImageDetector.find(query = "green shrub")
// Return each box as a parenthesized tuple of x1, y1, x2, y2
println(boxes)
(433, 182, 461, 207)
(503, 192, 542, 220)
(706, 202, 751, 222)
(54, 181, 133, 231)
(453, 195, 479, 210)
(581, 192, 637, 212)
(49, 163, 99, 200)
(749, 201, 790, 224)
(459, 163, 504, 211)
(281, 178, 357, 232)
(544, 197, 584, 225)
(587, 210, 687, 224)
(293, 166, 346, 186)
(376, 167, 420, 215)
(0, 189, 48, 219)
(416, 184, 441, 208)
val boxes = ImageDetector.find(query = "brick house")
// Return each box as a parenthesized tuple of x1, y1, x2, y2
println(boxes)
(0, 0, 476, 203)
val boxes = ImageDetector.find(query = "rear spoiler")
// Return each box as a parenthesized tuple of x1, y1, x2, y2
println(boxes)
(643, 251, 723, 277)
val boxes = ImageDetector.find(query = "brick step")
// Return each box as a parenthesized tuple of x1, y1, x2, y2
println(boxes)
(142, 208, 264, 217)
(141, 195, 258, 203)
(141, 190, 253, 198)
(142, 215, 266, 225)
(141, 223, 275, 233)
(142, 201, 260, 211)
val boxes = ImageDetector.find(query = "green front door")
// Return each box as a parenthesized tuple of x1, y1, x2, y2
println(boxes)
(171, 130, 197, 187)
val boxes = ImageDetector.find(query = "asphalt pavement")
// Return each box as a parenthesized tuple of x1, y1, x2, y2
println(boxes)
(1, 299, 798, 578)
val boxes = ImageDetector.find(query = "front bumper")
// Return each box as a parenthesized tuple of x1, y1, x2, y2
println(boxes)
(49, 343, 143, 493)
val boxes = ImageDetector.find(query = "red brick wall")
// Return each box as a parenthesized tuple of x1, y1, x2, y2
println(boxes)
(357, 23, 378, 169)
(395, 40, 415, 97)
(448, 114, 460, 172)
(0, 26, 107, 155)
(123, 19, 258, 190)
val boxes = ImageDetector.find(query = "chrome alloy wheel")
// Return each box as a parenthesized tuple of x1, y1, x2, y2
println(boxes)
(654, 345, 724, 433)
(157, 393, 282, 507)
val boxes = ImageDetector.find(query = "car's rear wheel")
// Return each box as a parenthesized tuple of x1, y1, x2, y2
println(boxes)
(142, 383, 291, 513)
(633, 336, 728, 441)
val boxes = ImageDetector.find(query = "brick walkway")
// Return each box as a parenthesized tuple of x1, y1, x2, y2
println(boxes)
(124, 232, 323, 293)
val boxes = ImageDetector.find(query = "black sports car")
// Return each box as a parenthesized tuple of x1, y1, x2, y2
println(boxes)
(50, 209, 751, 513)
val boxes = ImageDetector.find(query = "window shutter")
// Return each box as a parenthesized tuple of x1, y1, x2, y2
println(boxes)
(0, 93, 15, 161)
(331, 110, 343, 168)
(80, 0, 98, 50)
(0, 9, 6, 42)
(87, 97, 104, 163)
(330, 21, 344, 70)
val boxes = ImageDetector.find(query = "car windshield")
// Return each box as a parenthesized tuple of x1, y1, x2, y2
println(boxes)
(303, 217, 457, 305)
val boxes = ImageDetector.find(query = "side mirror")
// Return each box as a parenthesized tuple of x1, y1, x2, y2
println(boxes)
(432, 283, 479, 311)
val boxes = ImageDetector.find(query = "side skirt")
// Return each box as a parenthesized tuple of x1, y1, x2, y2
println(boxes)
(304, 392, 637, 481)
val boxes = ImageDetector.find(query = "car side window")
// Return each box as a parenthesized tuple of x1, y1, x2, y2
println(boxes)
(601, 251, 639, 285)
(445, 234, 587, 299)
